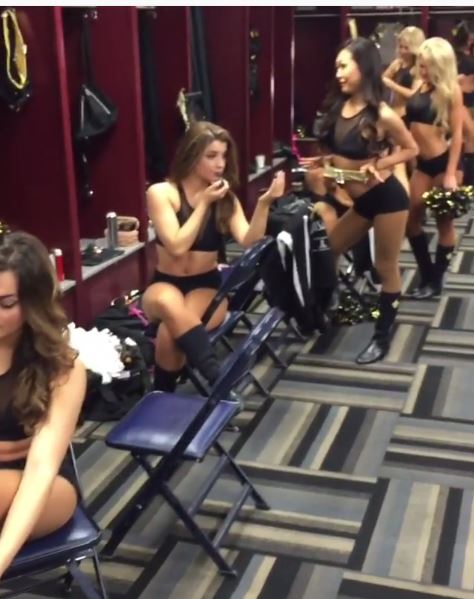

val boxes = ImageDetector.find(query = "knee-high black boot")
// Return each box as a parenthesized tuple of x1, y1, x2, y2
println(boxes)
(153, 364, 183, 392)
(175, 324, 220, 384)
(432, 243, 454, 293)
(408, 233, 438, 299)
(356, 291, 400, 365)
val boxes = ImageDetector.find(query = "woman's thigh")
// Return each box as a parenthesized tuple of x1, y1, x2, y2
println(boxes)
(328, 208, 371, 257)
(183, 288, 229, 331)
(0, 470, 77, 540)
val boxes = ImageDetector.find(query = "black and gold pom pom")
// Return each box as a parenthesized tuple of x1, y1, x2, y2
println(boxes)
(422, 186, 474, 219)
(331, 290, 379, 326)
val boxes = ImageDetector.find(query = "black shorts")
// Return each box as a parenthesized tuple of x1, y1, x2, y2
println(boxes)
(319, 193, 349, 219)
(416, 151, 462, 178)
(353, 175, 409, 221)
(0, 454, 78, 495)
(151, 269, 222, 295)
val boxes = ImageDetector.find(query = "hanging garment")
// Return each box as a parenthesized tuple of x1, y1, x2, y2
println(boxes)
(138, 10, 166, 182)
(189, 7, 215, 122)
(75, 13, 118, 199)
(0, 8, 31, 111)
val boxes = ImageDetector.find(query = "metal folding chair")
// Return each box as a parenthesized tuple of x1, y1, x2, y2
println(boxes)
(102, 308, 284, 576)
(1, 445, 107, 599)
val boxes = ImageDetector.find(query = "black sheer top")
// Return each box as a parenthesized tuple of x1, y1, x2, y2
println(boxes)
(155, 185, 224, 252)
(0, 368, 26, 441)
(328, 107, 388, 160)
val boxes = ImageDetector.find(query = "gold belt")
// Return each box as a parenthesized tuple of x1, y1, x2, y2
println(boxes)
(323, 165, 368, 185)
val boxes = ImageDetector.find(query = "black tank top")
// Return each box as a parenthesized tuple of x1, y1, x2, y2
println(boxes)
(329, 106, 387, 160)
(0, 368, 27, 441)
(155, 185, 224, 252)
(393, 65, 413, 89)
(405, 89, 437, 125)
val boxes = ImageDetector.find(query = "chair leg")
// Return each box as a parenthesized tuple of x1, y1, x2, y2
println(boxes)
(185, 367, 210, 396)
(214, 442, 270, 511)
(68, 559, 104, 599)
(248, 372, 272, 398)
(91, 550, 109, 599)
(101, 474, 159, 556)
(158, 480, 237, 577)
(261, 339, 287, 369)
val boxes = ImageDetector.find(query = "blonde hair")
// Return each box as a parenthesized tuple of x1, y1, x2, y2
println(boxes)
(398, 26, 425, 56)
(417, 37, 459, 131)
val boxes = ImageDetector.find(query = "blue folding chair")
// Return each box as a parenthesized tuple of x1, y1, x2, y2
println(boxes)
(102, 308, 283, 576)
(1, 446, 107, 599)
(187, 237, 286, 397)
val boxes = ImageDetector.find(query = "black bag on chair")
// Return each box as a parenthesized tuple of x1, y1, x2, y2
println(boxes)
(75, 13, 118, 199)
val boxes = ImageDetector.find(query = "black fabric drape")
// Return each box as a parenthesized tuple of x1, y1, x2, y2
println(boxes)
(138, 10, 167, 182)
(189, 7, 215, 122)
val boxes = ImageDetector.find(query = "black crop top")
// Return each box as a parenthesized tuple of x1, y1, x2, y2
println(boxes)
(405, 89, 437, 125)
(393, 65, 413, 89)
(155, 184, 224, 252)
(0, 368, 27, 441)
(328, 107, 387, 160)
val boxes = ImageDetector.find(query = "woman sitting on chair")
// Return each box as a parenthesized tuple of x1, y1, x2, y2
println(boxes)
(0, 231, 85, 578)
(144, 121, 285, 392)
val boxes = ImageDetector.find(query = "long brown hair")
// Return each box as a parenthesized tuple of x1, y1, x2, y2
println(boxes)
(0, 232, 76, 434)
(169, 121, 239, 234)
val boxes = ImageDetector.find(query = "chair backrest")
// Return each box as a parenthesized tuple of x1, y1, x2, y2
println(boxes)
(210, 306, 283, 400)
(201, 237, 274, 326)
(162, 307, 283, 467)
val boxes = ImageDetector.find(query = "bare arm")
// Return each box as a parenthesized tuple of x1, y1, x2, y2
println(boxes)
(383, 76, 422, 100)
(0, 359, 86, 576)
(383, 58, 401, 80)
(374, 104, 419, 171)
(147, 181, 228, 257)
(229, 171, 285, 248)
(446, 85, 464, 180)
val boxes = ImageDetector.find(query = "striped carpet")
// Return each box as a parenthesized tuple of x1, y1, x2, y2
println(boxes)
(9, 214, 474, 598)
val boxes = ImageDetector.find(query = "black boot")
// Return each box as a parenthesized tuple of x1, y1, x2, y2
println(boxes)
(356, 291, 400, 365)
(153, 364, 183, 392)
(432, 243, 454, 294)
(175, 324, 220, 384)
(464, 153, 474, 186)
(408, 233, 437, 299)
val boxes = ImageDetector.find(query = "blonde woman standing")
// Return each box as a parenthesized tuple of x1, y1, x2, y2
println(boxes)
(383, 26, 426, 193)
(404, 37, 464, 299)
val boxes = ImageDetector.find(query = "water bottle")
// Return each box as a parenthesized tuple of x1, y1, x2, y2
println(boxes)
(106, 212, 118, 248)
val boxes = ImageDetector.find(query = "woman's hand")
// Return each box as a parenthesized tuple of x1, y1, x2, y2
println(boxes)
(299, 156, 325, 170)
(198, 179, 230, 206)
(259, 170, 285, 205)
(443, 173, 458, 191)
(360, 163, 384, 183)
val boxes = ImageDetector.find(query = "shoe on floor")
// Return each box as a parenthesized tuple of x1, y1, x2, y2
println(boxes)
(356, 336, 389, 365)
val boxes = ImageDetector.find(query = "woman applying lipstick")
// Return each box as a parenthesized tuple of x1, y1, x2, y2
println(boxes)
(143, 121, 285, 392)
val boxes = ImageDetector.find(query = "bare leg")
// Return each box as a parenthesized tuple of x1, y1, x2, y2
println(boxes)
(356, 209, 408, 365)
(142, 282, 227, 390)
(0, 471, 77, 541)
